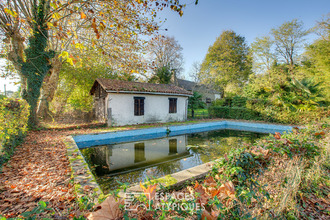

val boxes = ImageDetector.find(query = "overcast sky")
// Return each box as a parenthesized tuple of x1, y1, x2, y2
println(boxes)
(1, 0, 329, 92)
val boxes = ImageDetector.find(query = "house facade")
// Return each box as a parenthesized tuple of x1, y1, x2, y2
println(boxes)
(90, 78, 192, 126)
(176, 79, 221, 105)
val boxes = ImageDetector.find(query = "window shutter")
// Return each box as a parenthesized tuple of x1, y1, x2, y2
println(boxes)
(134, 97, 145, 116)
(134, 98, 138, 115)
(169, 98, 177, 113)
(174, 98, 177, 113)
(140, 99, 144, 115)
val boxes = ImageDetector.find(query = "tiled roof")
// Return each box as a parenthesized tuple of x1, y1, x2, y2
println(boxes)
(177, 79, 220, 94)
(177, 79, 197, 91)
(90, 78, 193, 96)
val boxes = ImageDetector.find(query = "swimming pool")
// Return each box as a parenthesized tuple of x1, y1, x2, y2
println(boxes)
(73, 121, 292, 148)
(73, 121, 292, 193)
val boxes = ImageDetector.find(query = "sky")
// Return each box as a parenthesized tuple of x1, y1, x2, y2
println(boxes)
(0, 0, 329, 92)
(156, 0, 330, 79)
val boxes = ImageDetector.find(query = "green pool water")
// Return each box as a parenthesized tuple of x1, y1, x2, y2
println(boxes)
(80, 129, 267, 193)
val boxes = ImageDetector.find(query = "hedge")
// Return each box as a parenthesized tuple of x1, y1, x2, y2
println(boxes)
(208, 106, 263, 121)
(0, 98, 29, 167)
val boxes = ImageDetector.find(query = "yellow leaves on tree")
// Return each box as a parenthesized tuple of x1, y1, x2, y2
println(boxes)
(80, 12, 87, 19)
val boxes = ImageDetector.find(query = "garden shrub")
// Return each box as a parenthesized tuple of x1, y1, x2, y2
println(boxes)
(211, 98, 226, 107)
(231, 96, 247, 107)
(208, 106, 263, 121)
(0, 98, 29, 167)
(211, 96, 248, 108)
(209, 97, 329, 124)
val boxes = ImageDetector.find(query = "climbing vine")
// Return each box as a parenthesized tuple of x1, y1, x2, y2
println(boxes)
(19, 0, 54, 128)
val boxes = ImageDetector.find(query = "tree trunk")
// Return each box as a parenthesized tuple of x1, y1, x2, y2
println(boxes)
(5, 32, 27, 97)
(191, 109, 194, 118)
(25, 74, 44, 128)
(20, 0, 54, 128)
(37, 57, 62, 120)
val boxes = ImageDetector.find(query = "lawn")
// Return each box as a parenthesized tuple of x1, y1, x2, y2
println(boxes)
(188, 108, 209, 119)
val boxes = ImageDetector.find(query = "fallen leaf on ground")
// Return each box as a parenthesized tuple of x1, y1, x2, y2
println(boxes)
(87, 196, 124, 220)
(201, 209, 217, 220)
(274, 132, 281, 139)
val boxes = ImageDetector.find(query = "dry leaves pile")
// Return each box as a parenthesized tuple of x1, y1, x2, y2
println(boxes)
(190, 177, 236, 220)
(0, 127, 100, 218)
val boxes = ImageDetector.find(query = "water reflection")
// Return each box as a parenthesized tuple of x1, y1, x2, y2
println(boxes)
(85, 135, 189, 177)
(134, 143, 146, 163)
(169, 139, 178, 155)
(80, 129, 266, 193)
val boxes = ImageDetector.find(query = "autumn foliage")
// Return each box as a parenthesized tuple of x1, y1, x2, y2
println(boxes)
(0, 98, 29, 167)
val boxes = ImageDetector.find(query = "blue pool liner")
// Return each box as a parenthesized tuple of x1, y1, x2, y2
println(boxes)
(73, 121, 293, 148)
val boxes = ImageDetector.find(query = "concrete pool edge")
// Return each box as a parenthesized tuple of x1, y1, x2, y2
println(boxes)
(73, 120, 293, 148)
(64, 136, 103, 201)
(121, 160, 216, 196)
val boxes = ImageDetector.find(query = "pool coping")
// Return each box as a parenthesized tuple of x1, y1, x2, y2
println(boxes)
(73, 120, 293, 148)
(65, 120, 293, 199)
(64, 136, 104, 201)
(121, 160, 215, 196)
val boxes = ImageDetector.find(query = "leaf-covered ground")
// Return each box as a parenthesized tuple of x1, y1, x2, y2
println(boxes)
(0, 123, 112, 219)
(1, 129, 73, 218)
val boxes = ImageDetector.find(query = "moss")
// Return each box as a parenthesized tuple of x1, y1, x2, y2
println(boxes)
(146, 174, 178, 187)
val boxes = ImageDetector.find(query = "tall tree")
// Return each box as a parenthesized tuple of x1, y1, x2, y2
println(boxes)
(302, 14, 330, 101)
(148, 65, 172, 84)
(200, 30, 252, 96)
(189, 61, 202, 83)
(147, 35, 184, 82)
(52, 48, 136, 115)
(188, 91, 205, 118)
(0, 0, 186, 128)
(250, 36, 275, 73)
(271, 19, 310, 69)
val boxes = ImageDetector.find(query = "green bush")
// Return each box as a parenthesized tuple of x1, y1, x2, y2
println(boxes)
(0, 98, 29, 167)
(211, 99, 226, 107)
(211, 96, 248, 108)
(208, 106, 263, 120)
(231, 96, 247, 107)
(209, 95, 328, 124)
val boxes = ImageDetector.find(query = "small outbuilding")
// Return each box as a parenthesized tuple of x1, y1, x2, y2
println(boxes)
(176, 79, 221, 105)
(90, 78, 192, 126)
